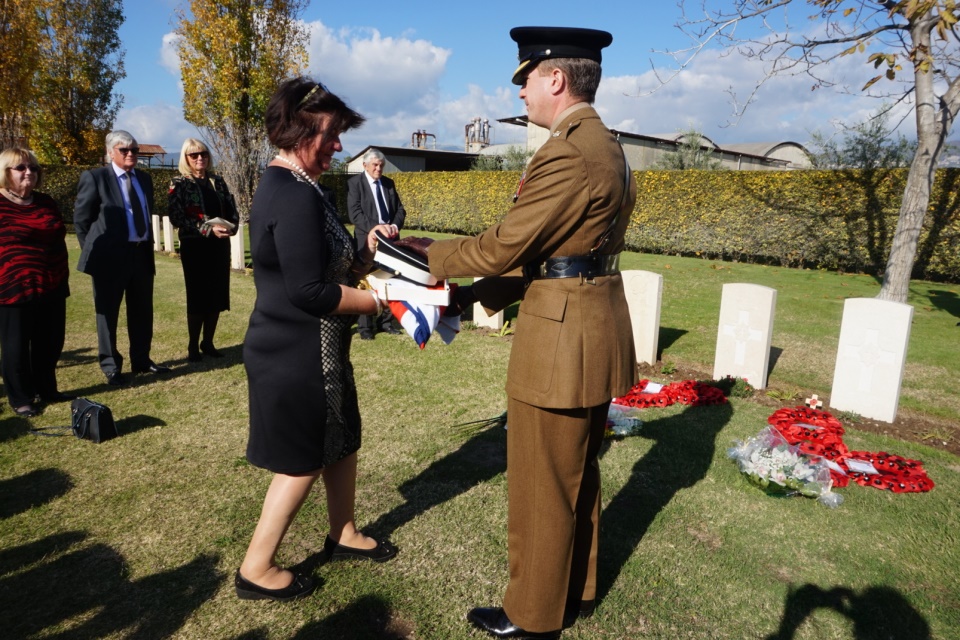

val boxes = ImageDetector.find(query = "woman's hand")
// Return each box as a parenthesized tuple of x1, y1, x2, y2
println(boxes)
(210, 225, 231, 238)
(365, 223, 398, 255)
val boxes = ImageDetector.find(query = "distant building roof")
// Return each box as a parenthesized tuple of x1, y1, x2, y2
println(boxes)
(498, 115, 810, 168)
(137, 144, 166, 157)
(722, 142, 808, 156)
(347, 145, 478, 172)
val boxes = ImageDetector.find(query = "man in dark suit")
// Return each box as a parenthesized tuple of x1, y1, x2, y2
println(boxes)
(347, 148, 406, 340)
(74, 130, 170, 386)
(427, 27, 637, 639)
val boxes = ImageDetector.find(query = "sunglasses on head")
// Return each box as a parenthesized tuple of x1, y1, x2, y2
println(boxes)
(11, 164, 40, 172)
(187, 151, 209, 159)
(116, 147, 139, 155)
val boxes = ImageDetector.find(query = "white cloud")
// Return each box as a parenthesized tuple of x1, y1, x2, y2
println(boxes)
(304, 20, 529, 154)
(595, 44, 917, 146)
(114, 102, 199, 154)
(122, 19, 925, 163)
(159, 32, 181, 76)
(305, 21, 449, 116)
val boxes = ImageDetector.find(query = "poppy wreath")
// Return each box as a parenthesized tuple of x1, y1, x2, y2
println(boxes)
(767, 406, 934, 493)
(843, 450, 936, 493)
(613, 379, 728, 409)
(768, 407, 851, 487)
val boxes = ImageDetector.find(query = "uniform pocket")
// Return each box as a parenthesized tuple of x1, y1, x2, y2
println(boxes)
(508, 286, 568, 394)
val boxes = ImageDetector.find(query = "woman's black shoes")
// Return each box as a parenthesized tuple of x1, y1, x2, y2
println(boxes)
(187, 348, 203, 362)
(235, 570, 316, 602)
(14, 405, 40, 417)
(323, 534, 398, 563)
(200, 341, 224, 357)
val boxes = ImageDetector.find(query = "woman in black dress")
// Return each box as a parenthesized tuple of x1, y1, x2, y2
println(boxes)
(168, 138, 239, 361)
(236, 77, 399, 602)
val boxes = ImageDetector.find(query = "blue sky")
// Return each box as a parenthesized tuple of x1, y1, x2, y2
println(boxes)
(113, 0, 890, 159)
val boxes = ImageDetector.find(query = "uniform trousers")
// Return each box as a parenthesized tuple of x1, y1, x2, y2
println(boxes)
(502, 397, 610, 632)
(91, 242, 155, 375)
(0, 295, 66, 406)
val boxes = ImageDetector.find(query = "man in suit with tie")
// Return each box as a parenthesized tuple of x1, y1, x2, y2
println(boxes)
(75, 130, 170, 386)
(347, 148, 407, 340)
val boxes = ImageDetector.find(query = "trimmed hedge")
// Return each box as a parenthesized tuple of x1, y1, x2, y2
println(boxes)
(42, 165, 181, 228)
(41, 166, 960, 282)
(388, 168, 960, 282)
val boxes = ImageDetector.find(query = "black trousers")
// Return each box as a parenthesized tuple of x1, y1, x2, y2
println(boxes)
(90, 243, 155, 375)
(0, 295, 67, 406)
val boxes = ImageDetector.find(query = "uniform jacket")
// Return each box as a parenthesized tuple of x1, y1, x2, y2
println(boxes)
(429, 105, 638, 409)
(74, 165, 155, 277)
(346, 172, 406, 252)
(167, 173, 239, 239)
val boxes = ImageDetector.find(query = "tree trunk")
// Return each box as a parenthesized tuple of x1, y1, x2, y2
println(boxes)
(878, 150, 936, 302)
(878, 13, 950, 303)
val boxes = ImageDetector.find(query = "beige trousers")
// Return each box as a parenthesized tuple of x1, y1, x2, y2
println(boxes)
(501, 397, 609, 632)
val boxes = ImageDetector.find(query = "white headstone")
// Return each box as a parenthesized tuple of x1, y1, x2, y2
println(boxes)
(162, 216, 175, 253)
(713, 283, 777, 389)
(471, 277, 504, 330)
(830, 298, 913, 423)
(622, 270, 663, 365)
(152, 215, 162, 252)
(231, 223, 246, 270)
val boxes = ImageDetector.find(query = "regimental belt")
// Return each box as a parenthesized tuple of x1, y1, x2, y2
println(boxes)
(523, 253, 620, 281)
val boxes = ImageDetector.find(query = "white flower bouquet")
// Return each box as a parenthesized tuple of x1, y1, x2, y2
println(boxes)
(728, 426, 843, 508)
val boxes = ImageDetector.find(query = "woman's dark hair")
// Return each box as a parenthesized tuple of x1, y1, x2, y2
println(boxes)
(265, 77, 365, 150)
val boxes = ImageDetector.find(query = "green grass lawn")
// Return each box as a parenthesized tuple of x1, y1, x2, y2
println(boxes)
(1, 236, 958, 639)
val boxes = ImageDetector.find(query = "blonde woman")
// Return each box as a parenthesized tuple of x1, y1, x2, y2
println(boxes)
(168, 139, 239, 361)
(0, 148, 71, 416)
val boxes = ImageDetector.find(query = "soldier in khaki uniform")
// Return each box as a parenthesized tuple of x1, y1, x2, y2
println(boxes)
(427, 26, 638, 639)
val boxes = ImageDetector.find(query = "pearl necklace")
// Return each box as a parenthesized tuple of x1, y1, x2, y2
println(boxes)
(274, 155, 321, 195)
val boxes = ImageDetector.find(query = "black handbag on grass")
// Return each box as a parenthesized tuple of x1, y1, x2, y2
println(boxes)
(71, 397, 118, 443)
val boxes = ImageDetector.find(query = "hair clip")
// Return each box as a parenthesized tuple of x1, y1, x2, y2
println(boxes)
(297, 81, 330, 108)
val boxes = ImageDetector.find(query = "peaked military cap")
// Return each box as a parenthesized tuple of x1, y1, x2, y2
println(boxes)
(510, 26, 613, 85)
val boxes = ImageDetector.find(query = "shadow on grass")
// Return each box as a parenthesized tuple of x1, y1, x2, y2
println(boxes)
(169, 343, 244, 370)
(657, 327, 687, 357)
(116, 413, 168, 436)
(0, 413, 34, 443)
(768, 346, 784, 379)
(363, 423, 506, 540)
(597, 401, 734, 602)
(928, 289, 960, 324)
(765, 583, 930, 640)
(0, 468, 72, 519)
(1, 531, 222, 639)
(291, 594, 411, 639)
(57, 347, 98, 369)
(57, 343, 245, 400)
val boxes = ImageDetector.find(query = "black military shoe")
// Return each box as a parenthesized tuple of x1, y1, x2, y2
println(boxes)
(466, 607, 560, 639)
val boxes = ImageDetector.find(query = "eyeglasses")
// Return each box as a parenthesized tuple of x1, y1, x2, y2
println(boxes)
(187, 151, 209, 160)
(115, 147, 139, 155)
(10, 164, 40, 172)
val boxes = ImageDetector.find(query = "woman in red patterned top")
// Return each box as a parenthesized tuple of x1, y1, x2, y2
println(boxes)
(0, 148, 71, 417)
